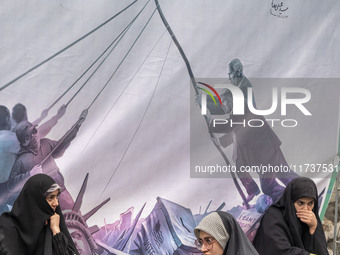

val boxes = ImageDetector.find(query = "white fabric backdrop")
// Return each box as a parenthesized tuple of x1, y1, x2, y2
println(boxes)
(0, 0, 339, 236)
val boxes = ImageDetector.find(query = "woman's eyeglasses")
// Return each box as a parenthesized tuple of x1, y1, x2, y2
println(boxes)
(195, 237, 216, 250)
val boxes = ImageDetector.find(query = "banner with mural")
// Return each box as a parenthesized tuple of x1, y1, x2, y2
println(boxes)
(0, 0, 339, 254)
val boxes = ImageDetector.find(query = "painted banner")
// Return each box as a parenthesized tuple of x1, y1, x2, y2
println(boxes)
(0, 0, 339, 254)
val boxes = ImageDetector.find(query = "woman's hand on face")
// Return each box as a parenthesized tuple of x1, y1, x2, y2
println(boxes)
(296, 210, 317, 234)
(49, 213, 61, 235)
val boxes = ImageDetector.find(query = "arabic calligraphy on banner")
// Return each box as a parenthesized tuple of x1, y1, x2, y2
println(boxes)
(270, 0, 289, 19)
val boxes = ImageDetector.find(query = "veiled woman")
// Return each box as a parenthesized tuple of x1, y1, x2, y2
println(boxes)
(253, 177, 328, 255)
(0, 174, 78, 255)
(194, 211, 259, 255)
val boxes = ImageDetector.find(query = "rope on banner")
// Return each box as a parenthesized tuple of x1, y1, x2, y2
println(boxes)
(0, 1, 137, 92)
(154, 0, 250, 208)
(99, 38, 173, 199)
(64, 0, 152, 108)
(48, 2, 151, 112)
(20, 0, 151, 131)
(79, 29, 168, 155)
(40, 2, 156, 166)
(87, 3, 155, 110)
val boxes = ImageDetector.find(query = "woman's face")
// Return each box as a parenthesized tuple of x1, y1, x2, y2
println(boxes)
(46, 190, 59, 211)
(198, 231, 224, 255)
(294, 197, 315, 212)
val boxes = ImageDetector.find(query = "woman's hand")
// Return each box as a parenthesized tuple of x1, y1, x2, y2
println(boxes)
(49, 213, 61, 235)
(296, 210, 317, 234)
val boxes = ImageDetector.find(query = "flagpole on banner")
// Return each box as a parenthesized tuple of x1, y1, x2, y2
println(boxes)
(334, 169, 339, 254)
(154, 0, 250, 209)
(333, 103, 340, 254)
(333, 132, 340, 254)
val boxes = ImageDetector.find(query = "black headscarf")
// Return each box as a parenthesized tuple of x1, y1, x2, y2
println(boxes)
(217, 212, 259, 255)
(253, 177, 328, 255)
(0, 174, 77, 255)
(195, 211, 258, 255)
(275, 177, 319, 248)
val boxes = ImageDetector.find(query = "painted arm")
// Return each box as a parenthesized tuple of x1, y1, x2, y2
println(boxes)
(37, 105, 67, 138)
(52, 109, 88, 159)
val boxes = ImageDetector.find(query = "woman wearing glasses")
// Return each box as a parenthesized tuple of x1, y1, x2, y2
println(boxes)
(194, 211, 258, 255)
